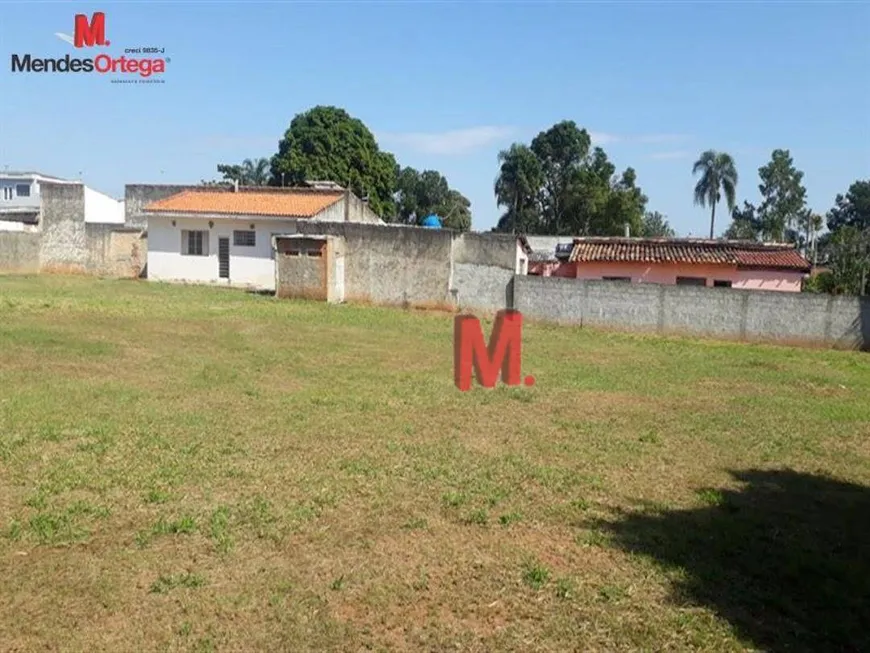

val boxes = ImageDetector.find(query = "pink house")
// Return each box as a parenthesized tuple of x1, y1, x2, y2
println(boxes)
(527, 237, 811, 292)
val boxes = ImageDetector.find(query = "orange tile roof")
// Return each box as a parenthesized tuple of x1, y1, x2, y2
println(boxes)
(569, 238, 811, 272)
(143, 190, 343, 218)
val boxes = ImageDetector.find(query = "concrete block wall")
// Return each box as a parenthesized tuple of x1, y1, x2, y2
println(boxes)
(293, 222, 520, 311)
(0, 232, 40, 273)
(85, 224, 147, 278)
(0, 183, 146, 277)
(38, 182, 88, 273)
(514, 275, 870, 350)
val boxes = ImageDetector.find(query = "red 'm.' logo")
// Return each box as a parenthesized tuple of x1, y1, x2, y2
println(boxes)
(73, 12, 109, 48)
(453, 310, 535, 391)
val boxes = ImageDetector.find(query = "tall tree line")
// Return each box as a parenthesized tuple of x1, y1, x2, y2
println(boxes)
(711, 147, 869, 295)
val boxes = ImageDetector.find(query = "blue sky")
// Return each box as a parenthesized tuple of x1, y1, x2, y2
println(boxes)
(1, 1, 868, 235)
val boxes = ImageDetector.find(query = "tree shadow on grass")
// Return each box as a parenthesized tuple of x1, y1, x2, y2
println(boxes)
(601, 469, 870, 652)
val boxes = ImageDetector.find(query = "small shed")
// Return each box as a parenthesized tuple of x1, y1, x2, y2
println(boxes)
(272, 234, 346, 303)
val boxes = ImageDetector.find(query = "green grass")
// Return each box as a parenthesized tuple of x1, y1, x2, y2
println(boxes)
(1, 274, 869, 651)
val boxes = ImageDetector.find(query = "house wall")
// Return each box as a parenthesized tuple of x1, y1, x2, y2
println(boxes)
(0, 176, 41, 209)
(734, 269, 803, 292)
(147, 214, 297, 290)
(84, 187, 125, 223)
(514, 275, 870, 349)
(571, 261, 804, 292)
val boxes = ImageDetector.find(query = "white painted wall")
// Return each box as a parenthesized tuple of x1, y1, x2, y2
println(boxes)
(84, 187, 125, 224)
(147, 215, 299, 290)
(0, 220, 38, 232)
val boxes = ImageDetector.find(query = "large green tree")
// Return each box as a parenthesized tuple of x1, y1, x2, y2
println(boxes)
(692, 150, 738, 238)
(530, 121, 592, 234)
(756, 149, 807, 241)
(826, 179, 870, 233)
(493, 122, 648, 236)
(269, 106, 398, 217)
(817, 179, 870, 294)
(394, 166, 472, 231)
(494, 144, 543, 234)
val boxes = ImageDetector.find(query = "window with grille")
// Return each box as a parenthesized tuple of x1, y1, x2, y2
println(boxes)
(181, 230, 208, 256)
(233, 230, 255, 247)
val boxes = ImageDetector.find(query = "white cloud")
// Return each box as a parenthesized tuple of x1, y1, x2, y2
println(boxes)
(377, 126, 516, 155)
(649, 150, 691, 160)
(589, 131, 620, 145)
(588, 132, 690, 148)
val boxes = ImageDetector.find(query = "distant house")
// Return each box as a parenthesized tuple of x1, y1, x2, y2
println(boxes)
(534, 237, 812, 292)
(522, 235, 575, 277)
(0, 171, 76, 229)
(0, 170, 125, 233)
(143, 185, 383, 290)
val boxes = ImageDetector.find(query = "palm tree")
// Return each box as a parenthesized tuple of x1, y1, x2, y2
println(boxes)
(692, 150, 738, 239)
(240, 158, 270, 186)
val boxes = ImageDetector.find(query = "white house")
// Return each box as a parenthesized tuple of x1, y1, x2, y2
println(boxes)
(143, 185, 383, 290)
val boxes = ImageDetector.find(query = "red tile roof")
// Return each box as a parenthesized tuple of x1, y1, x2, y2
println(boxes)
(568, 238, 811, 272)
(143, 189, 343, 218)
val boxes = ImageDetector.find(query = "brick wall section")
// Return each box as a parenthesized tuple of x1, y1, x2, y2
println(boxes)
(514, 275, 870, 350)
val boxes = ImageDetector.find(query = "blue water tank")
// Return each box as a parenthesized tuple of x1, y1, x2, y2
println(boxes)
(422, 214, 442, 229)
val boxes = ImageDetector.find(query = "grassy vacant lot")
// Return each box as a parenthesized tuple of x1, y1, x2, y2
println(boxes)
(1, 275, 869, 652)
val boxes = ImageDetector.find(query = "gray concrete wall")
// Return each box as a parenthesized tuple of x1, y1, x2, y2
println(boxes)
(38, 182, 88, 273)
(289, 222, 519, 311)
(85, 224, 147, 278)
(514, 275, 870, 350)
(275, 238, 327, 300)
(0, 183, 146, 277)
(296, 222, 455, 308)
(0, 232, 40, 273)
